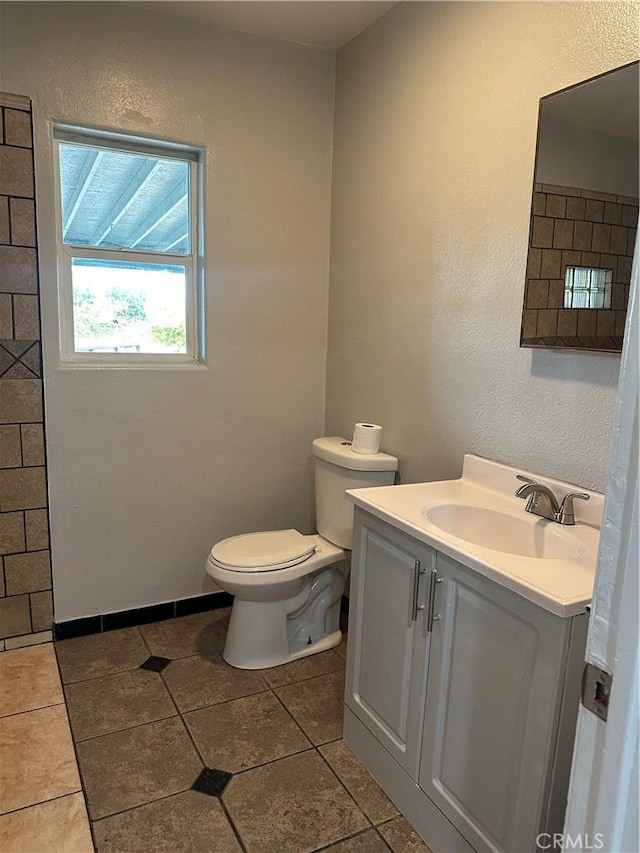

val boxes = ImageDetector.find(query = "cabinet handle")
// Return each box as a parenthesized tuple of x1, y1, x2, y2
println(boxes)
(426, 569, 442, 633)
(411, 560, 425, 621)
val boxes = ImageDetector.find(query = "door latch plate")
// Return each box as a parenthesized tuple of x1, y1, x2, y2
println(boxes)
(581, 662, 612, 722)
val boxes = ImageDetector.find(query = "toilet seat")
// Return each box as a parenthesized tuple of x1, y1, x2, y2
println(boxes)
(209, 529, 316, 572)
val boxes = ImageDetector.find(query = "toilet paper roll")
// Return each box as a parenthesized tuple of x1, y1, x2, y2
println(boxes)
(352, 423, 383, 455)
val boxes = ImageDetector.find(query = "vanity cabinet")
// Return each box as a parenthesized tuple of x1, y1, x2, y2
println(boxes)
(345, 513, 435, 778)
(345, 508, 588, 853)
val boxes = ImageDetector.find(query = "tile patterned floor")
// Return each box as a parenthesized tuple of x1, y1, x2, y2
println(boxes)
(0, 642, 94, 852)
(1, 608, 432, 852)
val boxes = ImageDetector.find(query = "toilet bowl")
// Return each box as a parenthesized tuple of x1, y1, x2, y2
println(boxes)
(206, 437, 398, 669)
(207, 531, 347, 668)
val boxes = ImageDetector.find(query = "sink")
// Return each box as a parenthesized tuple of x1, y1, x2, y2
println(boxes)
(424, 503, 584, 559)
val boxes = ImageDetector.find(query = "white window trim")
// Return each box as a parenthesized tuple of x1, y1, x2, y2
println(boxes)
(52, 124, 204, 368)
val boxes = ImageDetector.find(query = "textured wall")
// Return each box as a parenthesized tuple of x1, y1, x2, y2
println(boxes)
(0, 2, 335, 621)
(327, 1, 639, 491)
(0, 93, 52, 647)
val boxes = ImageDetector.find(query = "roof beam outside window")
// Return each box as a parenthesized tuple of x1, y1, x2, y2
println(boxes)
(92, 159, 163, 245)
(62, 149, 104, 239)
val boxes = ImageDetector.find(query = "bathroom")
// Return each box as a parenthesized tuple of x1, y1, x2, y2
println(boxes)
(0, 1, 637, 851)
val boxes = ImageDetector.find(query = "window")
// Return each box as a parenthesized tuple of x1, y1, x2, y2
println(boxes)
(564, 266, 612, 310)
(53, 125, 203, 365)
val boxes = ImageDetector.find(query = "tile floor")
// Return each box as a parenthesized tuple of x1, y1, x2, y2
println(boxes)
(0, 642, 94, 852)
(1, 608, 432, 852)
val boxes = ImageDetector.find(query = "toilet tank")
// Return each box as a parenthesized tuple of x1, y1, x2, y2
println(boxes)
(312, 436, 398, 550)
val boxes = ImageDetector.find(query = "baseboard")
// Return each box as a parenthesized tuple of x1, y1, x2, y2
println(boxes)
(53, 591, 233, 640)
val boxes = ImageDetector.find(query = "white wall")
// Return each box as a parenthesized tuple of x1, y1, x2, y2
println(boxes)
(0, 2, 335, 620)
(327, 1, 638, 492)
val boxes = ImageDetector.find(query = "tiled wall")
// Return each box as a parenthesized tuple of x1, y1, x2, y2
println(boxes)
(0, 92, 52, 650)
(522, 182, 638, 350)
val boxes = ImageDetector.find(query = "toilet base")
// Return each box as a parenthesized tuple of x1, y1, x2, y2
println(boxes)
(222, 565, 346, 669)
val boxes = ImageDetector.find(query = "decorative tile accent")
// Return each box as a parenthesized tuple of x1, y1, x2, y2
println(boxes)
(140, 655, 172, 672)
(0, 99, 49, 654)
(0, 340, 40, 379)
(191, 767, 233, 797)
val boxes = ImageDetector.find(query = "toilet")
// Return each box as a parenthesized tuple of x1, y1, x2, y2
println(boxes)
(206, 436, 398, 669)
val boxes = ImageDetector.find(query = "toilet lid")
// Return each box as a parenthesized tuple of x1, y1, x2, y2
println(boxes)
(210, 529, 316, 572)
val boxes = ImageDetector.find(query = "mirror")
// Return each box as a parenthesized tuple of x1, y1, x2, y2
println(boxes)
(521, 62, 639, 352)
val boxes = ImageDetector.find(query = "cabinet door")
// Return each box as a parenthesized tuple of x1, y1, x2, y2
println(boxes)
(419, 553, 571, 853)
(345, 510, 435, 778)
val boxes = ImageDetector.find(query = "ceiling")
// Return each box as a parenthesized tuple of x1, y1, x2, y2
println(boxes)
(130, 1, 398, 50)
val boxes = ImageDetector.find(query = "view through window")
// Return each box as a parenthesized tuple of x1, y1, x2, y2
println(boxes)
(55, 128, 201, 361)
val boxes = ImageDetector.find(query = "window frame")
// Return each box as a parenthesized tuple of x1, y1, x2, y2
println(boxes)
(52, 124, 204, 368)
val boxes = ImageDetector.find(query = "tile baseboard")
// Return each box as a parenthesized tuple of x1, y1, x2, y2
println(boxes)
(53, 592, 233, 640)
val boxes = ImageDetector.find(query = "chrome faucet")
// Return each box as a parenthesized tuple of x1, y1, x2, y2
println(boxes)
(515, 475, 589, 525)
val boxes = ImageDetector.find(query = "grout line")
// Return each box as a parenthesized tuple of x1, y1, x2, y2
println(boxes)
(314, 741, 375, 830)
(72, 709, 179, 745)
(87, 784, 196, 825)
(145, 629, 249, 853)
(217, 796, 249, 853)
(311, 826, 394, 853)
(52, 642, 98, 853)
(0, 788, 84, 819)
(0, 698, 65, 720)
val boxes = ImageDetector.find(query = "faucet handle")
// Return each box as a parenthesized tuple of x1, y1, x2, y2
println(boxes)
(515, 474, 536, 498)
(556, 492, 590, 525)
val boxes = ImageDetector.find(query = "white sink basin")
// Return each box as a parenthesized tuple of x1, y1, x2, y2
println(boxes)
(424, 503, 583, 559)
(346, 454, 604, 617)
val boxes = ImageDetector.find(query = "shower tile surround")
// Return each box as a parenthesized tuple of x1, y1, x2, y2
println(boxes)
(0, 609, 432, 853)
(0, 92, 52, 651)
(522, 182, 638, 349)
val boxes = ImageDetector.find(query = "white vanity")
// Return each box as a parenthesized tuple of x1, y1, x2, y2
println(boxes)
(343, 455, 603, 853)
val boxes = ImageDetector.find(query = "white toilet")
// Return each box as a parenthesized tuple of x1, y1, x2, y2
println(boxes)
(206, 436, 398, 669)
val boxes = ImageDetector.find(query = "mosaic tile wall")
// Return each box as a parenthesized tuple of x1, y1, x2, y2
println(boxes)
(0, 92, 52, 650)
(522, 182, 638, 350)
